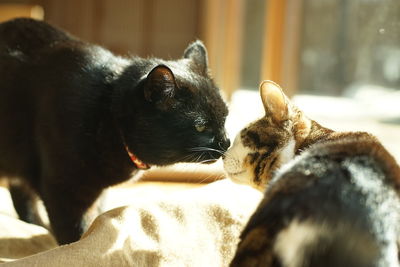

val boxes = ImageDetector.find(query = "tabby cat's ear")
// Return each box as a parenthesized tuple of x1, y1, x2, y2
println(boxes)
(260, 80, 289, 122)
(183, 40, 208, 74)
(144, 65, 177, 109)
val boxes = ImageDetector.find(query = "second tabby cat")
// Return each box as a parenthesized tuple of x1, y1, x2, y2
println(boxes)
(224, 81, 400, 266)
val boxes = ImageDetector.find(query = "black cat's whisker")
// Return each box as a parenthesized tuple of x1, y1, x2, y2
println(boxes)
(207, 151, 217, 160)
(177, 153, 198, 162)
(196, 173, 217, 184)
(179, 147, 223, 164)
(195, 152, 204, 163)
(193, 152, 204, 162)
(180, 151, 206, 163)
(188, 147, 224, 155)
(197, 157, 218, 164)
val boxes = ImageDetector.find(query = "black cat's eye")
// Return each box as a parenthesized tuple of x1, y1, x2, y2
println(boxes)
(195, 125, 206, 132)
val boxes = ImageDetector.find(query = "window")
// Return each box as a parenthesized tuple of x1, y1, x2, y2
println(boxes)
(236, 0, 400, 160)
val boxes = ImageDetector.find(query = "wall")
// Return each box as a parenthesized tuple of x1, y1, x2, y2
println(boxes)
(0, 0, 201, 58)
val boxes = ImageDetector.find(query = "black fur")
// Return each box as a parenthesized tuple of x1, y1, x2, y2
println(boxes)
(0, 18, 229, 244)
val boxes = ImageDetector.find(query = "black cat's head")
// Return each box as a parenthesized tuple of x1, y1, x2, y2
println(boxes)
(117, 41, 230, 166)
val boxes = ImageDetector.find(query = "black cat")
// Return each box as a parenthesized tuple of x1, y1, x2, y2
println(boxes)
(0, 18, 230, 244)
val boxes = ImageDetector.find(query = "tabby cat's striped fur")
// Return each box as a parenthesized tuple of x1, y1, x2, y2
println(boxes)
(224, 81, 400, 267)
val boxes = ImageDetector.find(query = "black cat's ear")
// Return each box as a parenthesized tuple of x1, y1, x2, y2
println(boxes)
(260, 80, 290, 122)
(144, 65, 177, 109)
(183, 40, 208, 73)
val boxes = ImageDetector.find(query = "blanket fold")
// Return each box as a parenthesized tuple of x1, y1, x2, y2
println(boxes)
(0, 179, 261, 267)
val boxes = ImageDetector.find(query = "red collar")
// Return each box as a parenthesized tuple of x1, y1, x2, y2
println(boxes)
(124, 146, 150, 170)
(116, 125, 150, 170)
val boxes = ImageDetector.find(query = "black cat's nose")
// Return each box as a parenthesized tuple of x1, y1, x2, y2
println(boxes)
(218, 138, 231, 151)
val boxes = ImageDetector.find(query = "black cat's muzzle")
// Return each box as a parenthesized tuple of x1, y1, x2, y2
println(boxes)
(199, 137, 231, 164)
(185, 134, 230, 164)
(218, 138, 231, 151)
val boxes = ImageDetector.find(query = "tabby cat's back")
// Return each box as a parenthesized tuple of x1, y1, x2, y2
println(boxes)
(225, 81, 400, 267)
(231, 132, 400, 267)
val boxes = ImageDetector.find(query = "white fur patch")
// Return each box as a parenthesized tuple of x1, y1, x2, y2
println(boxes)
(274, 220, 321, 267)
(279, 137, 296, 165)
(223, 134, 253, 185)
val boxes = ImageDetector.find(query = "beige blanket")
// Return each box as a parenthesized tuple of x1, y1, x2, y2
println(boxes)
(0, 179, 262, 267)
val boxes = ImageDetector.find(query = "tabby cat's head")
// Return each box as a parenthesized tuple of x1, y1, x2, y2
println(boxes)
(223, 81, 311, 190)
(117, 41, 230, 166)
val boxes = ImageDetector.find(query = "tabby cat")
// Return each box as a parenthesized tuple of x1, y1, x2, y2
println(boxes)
(0, 18, 230, 244)
(224, 81, 400, 266)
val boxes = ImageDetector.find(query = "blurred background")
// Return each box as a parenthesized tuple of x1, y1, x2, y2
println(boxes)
(1, 0, 399, 162)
